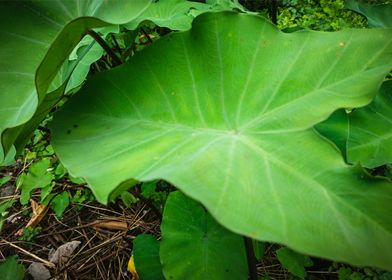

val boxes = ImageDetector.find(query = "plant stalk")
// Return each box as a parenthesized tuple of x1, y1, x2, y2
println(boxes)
(243, 236, 258, 280)
(270, 0, 278, 25)
(87, 29, 122, 66)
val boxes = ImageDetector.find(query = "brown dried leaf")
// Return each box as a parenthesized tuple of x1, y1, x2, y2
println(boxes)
(92, 220, 128, 231)
(16, 199, 49, 236)
(48, 240, 81, 264)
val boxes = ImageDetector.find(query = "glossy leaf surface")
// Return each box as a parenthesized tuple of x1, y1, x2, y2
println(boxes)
(160, 192, 248, 279)
(51, 12, 392, 269)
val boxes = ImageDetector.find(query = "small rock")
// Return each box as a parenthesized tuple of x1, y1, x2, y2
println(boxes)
(28, 262, 51, 280)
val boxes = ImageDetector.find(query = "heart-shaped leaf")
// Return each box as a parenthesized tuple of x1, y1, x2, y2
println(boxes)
(160, 191, 248, 279)
(51, 12, 392, 269)
(133, 234, 165, 280)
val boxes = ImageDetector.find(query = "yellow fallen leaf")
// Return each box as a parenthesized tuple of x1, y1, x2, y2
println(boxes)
(128, 255, 139, 280)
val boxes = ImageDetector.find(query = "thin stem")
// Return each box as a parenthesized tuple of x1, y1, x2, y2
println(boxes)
(243, 236, 258, 280)
(87, 29, 122, 67)
(1, 238, 55, 268)
(111, 34, 122, 55)
(270, 0, 278, 25)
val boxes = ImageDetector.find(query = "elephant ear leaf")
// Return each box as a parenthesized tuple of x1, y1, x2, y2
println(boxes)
(51, 12, 392, 270)
(317, 80, 392, 168)
(0, 0, 151, 163)
(160, 191, 248, 280)
(346, 0, 392, 28)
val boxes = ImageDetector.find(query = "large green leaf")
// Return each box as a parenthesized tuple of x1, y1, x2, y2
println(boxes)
(346, 0, 392, 28)
(317, 80, 392, 168)
(51, 12, 392, 269)
(0, 1, 152, 163)
(160, 191, 248, 279)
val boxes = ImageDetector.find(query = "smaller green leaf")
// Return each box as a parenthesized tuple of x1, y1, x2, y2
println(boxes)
(121, 191, 138, 207)
(71, 189, 94, 205)
(276, 247, 313, 279)
(346, 80, 392, 168)
(141, 181, 158, 199)
(40, 182, 55, 202)
(337, 267, 354, 280)
(252, 240, 266, 262)
(54, 163, 66, 179)
(0, 255, 25, 280)
(0, 199, 15, 233)
(317, 80, 392, 168)
(51, 191, 70, 218)
(68, 175, 86, 185)
(0, 146, 16, 167)
(18, 158, 54, 205)
(133, 234, 165, 280)
(0, 176, 11, 187)
(160, 191, 248, 280)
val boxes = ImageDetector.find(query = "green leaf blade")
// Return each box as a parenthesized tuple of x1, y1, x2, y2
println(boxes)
(133, 234, 165, 280)
(347, 80, 392, 168)
(0, 0, 152, 162)
(0, 255, 25, 280)
(277, 247, 313, 279)
(160, 192, 248, 280)
(51, 12, 392, 269)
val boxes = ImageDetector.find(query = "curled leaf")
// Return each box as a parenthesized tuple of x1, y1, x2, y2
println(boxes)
(92, 219, 128, 231)
(48, 240, 81, 264)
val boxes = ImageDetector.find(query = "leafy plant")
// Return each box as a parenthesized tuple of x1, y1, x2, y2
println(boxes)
(51, 191, 70, 218)
(1, 0, 392, 278)
(160, 191, 248, 279)
(276, 247, 313, 279)
(133, 234, 165, 280)
(16, 158, 54, 205)
(0, 255, 25, 280)
(0, 0, 220, 164)
(48, 11, 392, 270)
(278, 0, 367, 30)
(317, 80, 392, 168)
(0, 199, 15, 233)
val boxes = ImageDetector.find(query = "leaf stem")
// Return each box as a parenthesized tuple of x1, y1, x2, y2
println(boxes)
(243, 236, 258, 280)
(111, 34, 122, 55)
(87, 29, 122, 67)
(270, 0, 278, 25)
